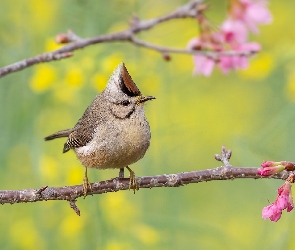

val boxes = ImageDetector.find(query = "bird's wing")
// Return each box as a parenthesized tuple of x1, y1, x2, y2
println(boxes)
(63, 127, 94, 153)
(63, 102, 101, 153)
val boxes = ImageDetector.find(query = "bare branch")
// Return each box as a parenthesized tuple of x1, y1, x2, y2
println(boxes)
(0, 146, 290, 215)
(0, 52, 74, 78)
(0, 167, 289, 208)
(0, 0, 257, 78)
(69, 200, 81, 216)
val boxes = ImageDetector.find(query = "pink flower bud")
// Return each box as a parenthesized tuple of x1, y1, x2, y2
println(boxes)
(258, 161, 284, 176)
(261, 161, 279, 168)
(258, 161, 295, 176)
(55, 33, 70, 44)
(162, 53, 171, 61)
(257, 165, 285, 176)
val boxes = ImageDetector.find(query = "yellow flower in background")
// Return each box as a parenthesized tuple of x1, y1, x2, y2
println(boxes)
(108, 21, 128, 33)
(8, 1, 58, 33)
(30, 64, 57, 93)
(141, 74, 160, 94)
(92, 73, 108, 92)
(100, 192, 138, 228)
(39, 155, 58, 182)
(174, 55, 193, 73)
(65, 66, 84, 88)
(9, 218, 44, 249)
(91, 54, 134, 92)
(67, 165, 84, 185)
(60, 212, 85, 237)
(102, 55, 123, 73)
(105, 242, 122, 250)
(53, 85, 77, 104)
(45, 38, 62, 52)
(28, 0, 57, 31)
(81, 57, 95, 71)
(239, 52, 273, 79)
(133, 224, 159, 245)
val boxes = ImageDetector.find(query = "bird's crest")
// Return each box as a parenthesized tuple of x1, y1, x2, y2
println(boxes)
(104, 62, 141, 98)
(120, 63, 141, 97)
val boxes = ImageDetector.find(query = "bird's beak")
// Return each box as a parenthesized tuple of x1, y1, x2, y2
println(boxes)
(138, 96, 156, 104)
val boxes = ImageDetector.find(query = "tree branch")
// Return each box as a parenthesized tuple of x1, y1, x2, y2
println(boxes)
(0, 167, 288, 213)
(0, 0, 256, 78)
(0, 146, 290, 215)
(129, 36, 256, 57)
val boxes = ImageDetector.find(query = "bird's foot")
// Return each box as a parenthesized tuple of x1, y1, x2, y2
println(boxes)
(83, 176, 92, 198)
(83, 168, 92, 198)
(126, 166, 139, 194)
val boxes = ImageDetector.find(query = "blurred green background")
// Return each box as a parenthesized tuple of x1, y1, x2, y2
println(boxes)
(1, 0, 295, 249)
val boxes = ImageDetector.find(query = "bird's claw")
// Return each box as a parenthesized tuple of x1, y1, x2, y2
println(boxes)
(83, 168, 92, 198)
(126, 166, 139, 194)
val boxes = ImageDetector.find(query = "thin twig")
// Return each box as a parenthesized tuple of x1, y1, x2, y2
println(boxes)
(69, 200, 81, 216)
(214, 145, 232, 167)
(35, 185, 48, 195)
(0, 0, 257, 78)
(130, 36, 256, 58)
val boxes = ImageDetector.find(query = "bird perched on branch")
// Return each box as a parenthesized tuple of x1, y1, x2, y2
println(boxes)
(45, 63, 155, 196)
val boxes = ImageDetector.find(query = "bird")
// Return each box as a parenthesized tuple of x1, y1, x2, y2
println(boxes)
(44, 62, 155, 196)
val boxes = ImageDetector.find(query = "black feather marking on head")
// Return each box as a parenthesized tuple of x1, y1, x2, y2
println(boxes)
(120, 63, 141, 97)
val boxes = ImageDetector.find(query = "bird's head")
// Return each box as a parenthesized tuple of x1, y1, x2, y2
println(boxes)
(103, 63, 155, 119)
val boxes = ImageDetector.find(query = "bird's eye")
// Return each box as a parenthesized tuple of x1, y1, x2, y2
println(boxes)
(121, 100, 130, 106)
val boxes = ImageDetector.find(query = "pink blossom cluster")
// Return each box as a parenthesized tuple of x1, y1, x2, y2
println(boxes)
(257, 161, 295, 222)
(188, 0, 272, 76)
(262, 181, 294, 222)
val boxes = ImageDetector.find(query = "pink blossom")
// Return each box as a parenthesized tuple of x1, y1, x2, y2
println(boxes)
(192, 55, 215, 76)
(218, 42, 260, 74)
(187, 38, 216, 76)
(238, 42, 261, 52)
(187, 0, 270, 76)
(221, 19, 248, 45)
(262, 205, 282, 222)
(218, 55, 243, 74)
(262, 182, 294, 222)
(230, 0, 272, 34)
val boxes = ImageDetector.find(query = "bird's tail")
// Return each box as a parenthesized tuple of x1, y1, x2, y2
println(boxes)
(44, 129, 73, 141)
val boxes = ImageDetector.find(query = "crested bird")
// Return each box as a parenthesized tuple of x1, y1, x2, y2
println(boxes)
(45, 63, 155, 196)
